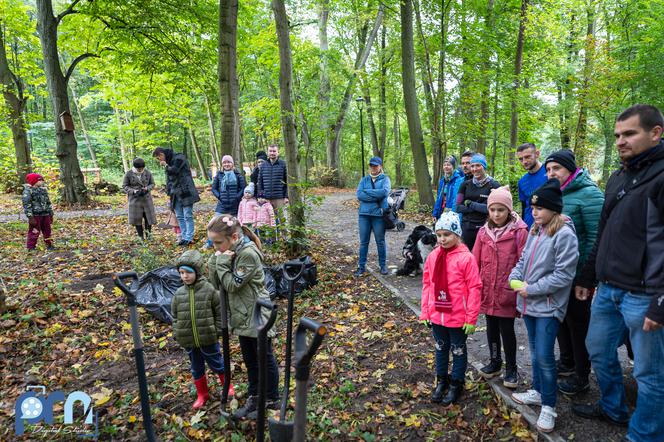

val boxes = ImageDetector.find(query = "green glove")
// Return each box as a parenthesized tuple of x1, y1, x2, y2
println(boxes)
(462, 323, 476, 335)
(420, 320, 432, 328)
(464, 199, 472, 207)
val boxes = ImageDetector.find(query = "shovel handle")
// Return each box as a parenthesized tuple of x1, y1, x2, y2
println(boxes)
(294, 317, 326, 381)
(253, 298, 277, 334)
(282, 259, 306, 283)
(113, 271, 139, 305)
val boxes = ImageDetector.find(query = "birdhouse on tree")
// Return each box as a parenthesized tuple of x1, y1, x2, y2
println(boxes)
(59, 111, 75, 132)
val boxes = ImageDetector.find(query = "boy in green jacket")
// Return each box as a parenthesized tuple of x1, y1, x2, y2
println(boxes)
(171, 249, 234, 409)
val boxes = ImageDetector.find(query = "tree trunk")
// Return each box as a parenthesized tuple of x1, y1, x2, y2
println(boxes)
(68, 81, 98, 168)
(272, 0, 305, 255)
(401, 0, 434, 206)
(299, 109, 313, 181)
(36, 0, 88, 204)
(318, 0, 331, 170)
(490, 67, 501, 175)
(573, 2, 596, 165)
(187, 123, 207, 180)
(218, 0, 239, 156)
(509, 0, 529, 169)
(394, 107, 403, 185)
(360, 77, 381, 158)
(204, 93, 221, 167)
(326, 4, 384, 186)
(378, 23, 388, 160)
(600, 113, 615, 187)
(114, 106, 129, 172)
(0, 29, 31, 187)
(477, 0, 495, 155)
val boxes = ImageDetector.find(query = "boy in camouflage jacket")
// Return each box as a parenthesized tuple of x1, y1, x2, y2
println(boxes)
(22, 173, 54, 250)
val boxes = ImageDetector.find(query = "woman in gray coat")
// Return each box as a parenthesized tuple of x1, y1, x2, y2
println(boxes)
(123, 158, 157, 239)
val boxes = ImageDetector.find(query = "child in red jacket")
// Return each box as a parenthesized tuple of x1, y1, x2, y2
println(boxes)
(420, 210, 482, 405)
(472, 186, 528, 388)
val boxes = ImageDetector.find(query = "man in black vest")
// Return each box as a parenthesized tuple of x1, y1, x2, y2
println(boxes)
(573, 104, 664, 442)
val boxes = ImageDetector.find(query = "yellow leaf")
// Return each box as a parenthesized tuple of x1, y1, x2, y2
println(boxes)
(91, 387, 114, 406)
(383, 320, 395, 329)
(128, 415, 137, 423)
(404, 414, 421, 428)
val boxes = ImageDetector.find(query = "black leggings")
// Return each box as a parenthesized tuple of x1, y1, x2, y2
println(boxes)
(238, 336, 280, 400)
(485, 315, 517, 368)
(557, 290, 592, 378)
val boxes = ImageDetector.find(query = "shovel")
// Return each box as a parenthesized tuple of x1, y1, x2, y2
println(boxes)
(268, 260, 306, 442)
(292, 317, 327, 442)
(253, 298, 278, 442)
(113, 271, 156, 442)
(218, 286, 233, 419)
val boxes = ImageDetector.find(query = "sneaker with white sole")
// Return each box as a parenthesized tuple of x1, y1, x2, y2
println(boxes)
(537, 405, 557, 433)
(511, 389, 542, 405)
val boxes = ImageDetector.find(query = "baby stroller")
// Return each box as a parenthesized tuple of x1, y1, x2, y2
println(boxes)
(385, 188, 408, 232)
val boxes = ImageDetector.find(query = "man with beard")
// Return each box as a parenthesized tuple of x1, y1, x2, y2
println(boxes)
(516, 143, 547, 229)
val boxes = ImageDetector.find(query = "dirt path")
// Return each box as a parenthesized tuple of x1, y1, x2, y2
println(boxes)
(310, 190, 631, 442)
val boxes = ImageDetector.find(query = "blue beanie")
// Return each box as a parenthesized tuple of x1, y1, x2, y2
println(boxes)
(470, 153, 488, 170)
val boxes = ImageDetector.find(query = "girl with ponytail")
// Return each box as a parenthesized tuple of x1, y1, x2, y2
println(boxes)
(206, 214, 280, 419)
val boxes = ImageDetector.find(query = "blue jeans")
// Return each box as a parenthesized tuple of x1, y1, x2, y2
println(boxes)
(523, 315, 560, 407)
(586, 283, 664, 442)
(431, 324, 467, 382)
(187, 343, 224, 379)
(174, 200, 195, 241)
(358, 215, 386, 270)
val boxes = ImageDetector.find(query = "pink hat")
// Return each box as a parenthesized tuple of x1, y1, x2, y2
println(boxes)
(221, 155, 234, 165)
(487, 186, 513, 211)
(26, 173, 43, 186)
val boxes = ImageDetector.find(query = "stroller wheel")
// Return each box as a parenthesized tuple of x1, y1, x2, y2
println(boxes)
(396, 221, 406, 232)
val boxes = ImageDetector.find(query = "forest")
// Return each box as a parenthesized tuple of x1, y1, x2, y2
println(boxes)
(2, 0, 663, 205)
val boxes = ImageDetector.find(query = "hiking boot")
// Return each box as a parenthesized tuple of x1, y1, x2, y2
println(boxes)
(558, 375, 590, 396)
(511, 389, 542, 405)
(380, 266, 389, 275)
(537, 406, 557, 433)
(246, 397, 281, 420)
(353, 268, 366, 277)
(480, 359, 502, 379)
(572, 403, 629, 427)
(556, 359, 574, 377)
(233, 395, 258, 420)
(441, 379, 464, 406)
(192, 376, 210, 409)
(431, 375, 449, 403)
(503, 366, 519, 389)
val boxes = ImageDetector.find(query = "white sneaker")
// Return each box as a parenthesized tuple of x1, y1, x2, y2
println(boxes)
(537, 405, 557, 433)
(511, 389, 542, 405)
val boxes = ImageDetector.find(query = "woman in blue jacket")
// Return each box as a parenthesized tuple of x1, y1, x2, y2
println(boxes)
(355, 157, 391, 276)
(432, 155, 464, 221)
(211, 155, 246, 217)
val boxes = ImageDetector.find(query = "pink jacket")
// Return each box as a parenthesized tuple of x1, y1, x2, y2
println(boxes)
(238, 198, 259, 225)
(255, 201, 276, 227)
(472, 218, 528, 318)
(420, 243, 482, 327)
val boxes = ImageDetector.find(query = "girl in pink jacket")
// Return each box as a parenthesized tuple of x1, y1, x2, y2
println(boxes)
(472, 186, 528, 389)
(255, 200, 276, 228)
(238, 183, 259, 226)
(420, 210, 482, 406)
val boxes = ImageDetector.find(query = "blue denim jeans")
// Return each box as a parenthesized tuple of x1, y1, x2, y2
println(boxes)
(174, 200, 195, 241)
(523, 315, 560, 407)
(358, 215, 386, 270)
(187, 343, 224, 379)
(431, 324, 468, 382)
(586, 283, 664, 442)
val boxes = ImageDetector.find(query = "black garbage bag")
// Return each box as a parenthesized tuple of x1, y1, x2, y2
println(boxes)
(263, 265, 279, 300)
(275, 256, 318, 298)
(132, 266, 182, 324)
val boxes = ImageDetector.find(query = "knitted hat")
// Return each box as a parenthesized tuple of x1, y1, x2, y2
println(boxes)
(488, 186, 513, 211)
(369, 156, 383, 166)
(221, 155, 234, 165)
(256, 151, 268, 161)
(26, 173, 43, 186)
(444, 155, 457, 168)
(435, 211, 462, 236)
(531, 178, 564, 213)
(470, 153, 488, 170)
(545, 149, 577, 174)
(245, 182, 255, 196)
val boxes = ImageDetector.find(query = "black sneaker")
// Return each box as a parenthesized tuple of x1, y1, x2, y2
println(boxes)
(556, 359, 574, 377)
(246, 397, 281, 420)
(480, 360, 502, 379)
(558, 375, 590, 396)
(503, 366, 518, 389)
(572, 402, 629, 427)
(233, 395, 257, 420)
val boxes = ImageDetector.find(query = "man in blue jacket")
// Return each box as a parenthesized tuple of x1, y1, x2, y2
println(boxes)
(516, 142, 547, 229)
(257, 144, 288, 225)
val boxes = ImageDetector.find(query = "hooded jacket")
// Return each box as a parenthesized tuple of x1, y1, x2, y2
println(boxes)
(473, 216, 529, 317)
(208, 236, 275, 338)
(171, 250, 222, 349)
(162, 148, 201, 207)
(509, 218, 579, 321)
(433, 169, 464, 219)
(578, 140, 664, 324)
(22, 184, 53, 218)
(420, 243, 482, 327)
(211, 169, 246, 215)
(356, 173, 391, 217)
